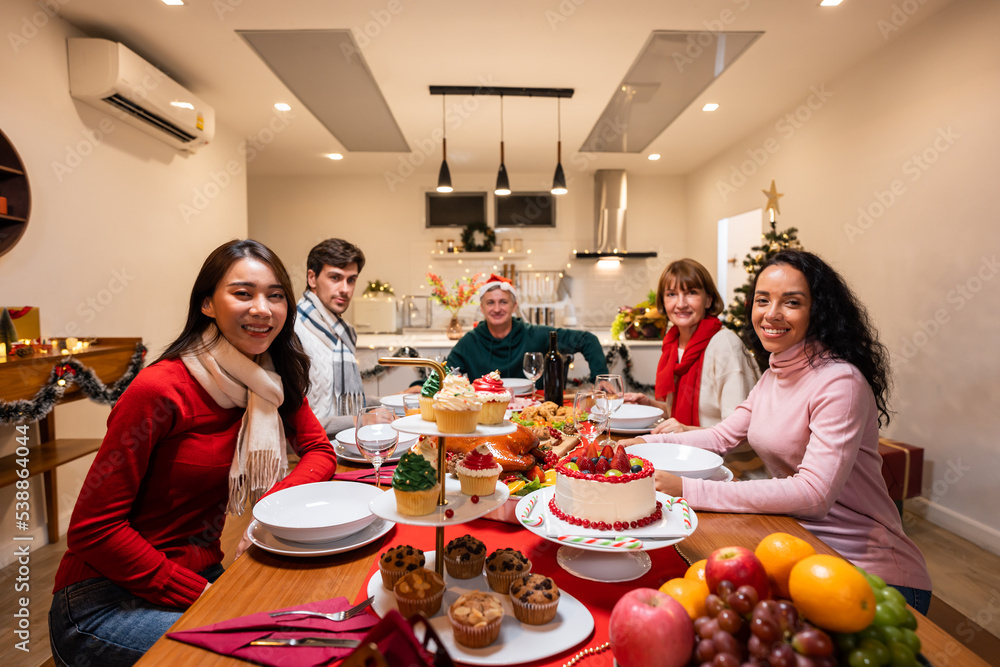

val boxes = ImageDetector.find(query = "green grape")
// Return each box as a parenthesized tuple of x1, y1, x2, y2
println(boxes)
(887, 640, 917, 666)
(899, 608, 918, 631)
(859, 638, 891, 666)
(882, 587, 907, 608)
(848, 647, 881, 667)
(864, 572, 887, 590)
(857, 626, 883, 643)
(878, 625, 904, 646)
(900, 628, 921, 655)
(836, 632, 859, 654)
(873, 601, 908, 627)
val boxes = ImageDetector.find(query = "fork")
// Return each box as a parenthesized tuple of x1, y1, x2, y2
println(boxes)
(269, 596, 374, 622)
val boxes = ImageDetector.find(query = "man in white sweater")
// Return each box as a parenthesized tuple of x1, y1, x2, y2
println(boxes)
(294, 238, 367, 435)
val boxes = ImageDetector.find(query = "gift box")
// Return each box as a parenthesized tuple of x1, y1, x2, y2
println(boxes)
(878, 438, 924, 501)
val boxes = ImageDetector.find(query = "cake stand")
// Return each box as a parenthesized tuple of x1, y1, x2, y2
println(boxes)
(372, 358, 517, 577)
(514, 488, 698, 582)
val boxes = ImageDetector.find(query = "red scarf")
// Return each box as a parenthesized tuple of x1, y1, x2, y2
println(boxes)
(655, 317, 723, 426)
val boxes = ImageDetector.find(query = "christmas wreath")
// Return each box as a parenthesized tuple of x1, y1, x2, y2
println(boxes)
(460, 221, 496, 252)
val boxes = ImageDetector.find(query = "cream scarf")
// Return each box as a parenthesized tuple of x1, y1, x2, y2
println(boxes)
(182, 326, 288, 515)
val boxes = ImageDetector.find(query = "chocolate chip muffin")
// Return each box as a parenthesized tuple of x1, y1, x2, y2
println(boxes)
(509, 573, 560, 624)
(484, 547, 532, 594)
(393, 567, 446, 618)
(443, 534, 487, 579)
(378, 544, 425, 590)
(447, 591, 504, 648)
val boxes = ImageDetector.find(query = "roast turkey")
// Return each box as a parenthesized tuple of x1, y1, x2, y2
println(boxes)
(444, 424, 539, 471)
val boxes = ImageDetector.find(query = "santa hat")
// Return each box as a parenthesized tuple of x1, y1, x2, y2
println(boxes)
(477, 273, 518, 301)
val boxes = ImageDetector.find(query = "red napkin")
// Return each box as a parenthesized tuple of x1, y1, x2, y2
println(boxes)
(331, 464, 397, 484)
(167, 596, 377, 667)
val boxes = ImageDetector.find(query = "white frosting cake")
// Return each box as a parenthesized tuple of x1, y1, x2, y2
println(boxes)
(553, 461, 656, 524)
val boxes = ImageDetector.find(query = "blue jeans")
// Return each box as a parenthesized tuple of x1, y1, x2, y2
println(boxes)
(890, 584, 932, 615)
(49, 564, 224, 667)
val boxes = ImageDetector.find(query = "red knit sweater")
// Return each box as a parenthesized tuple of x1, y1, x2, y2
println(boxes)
(53, 358, 337, 608)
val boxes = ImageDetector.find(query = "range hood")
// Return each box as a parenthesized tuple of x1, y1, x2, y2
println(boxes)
(575, 170, 656, 260)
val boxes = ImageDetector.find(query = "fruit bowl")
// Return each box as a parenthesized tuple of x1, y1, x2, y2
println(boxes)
(609, 404, 664, 429)
(623, 442, 723, 479)
(253, 481, 380, 543)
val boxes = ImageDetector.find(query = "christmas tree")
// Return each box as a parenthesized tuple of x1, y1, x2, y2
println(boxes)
(0, 308, 18, 350)
(721, 181, 803, 368)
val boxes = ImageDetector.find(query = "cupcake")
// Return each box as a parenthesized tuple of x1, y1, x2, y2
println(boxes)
(443, 534, 487, 579)
(454, 445, 502, 496)
(393, 567, 445, 618)
(419, 370, 444, 421)
(411, 436, 440, 470)
(447, 591, 504, 648)
(473, 370, 512, 425)
(484, 548, 532, 594)
(378, 545, 425, 590)
(433, 374, 482, 434)
(391, 451, 440, 516)
(509, 573, 560, 625)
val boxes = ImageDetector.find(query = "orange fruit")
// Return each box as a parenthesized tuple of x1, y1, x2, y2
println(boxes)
(788, 555, 876, 633)
(684, 559, 707, 585)
(659, 577, 709, 620)
(755, 532, 816, 598)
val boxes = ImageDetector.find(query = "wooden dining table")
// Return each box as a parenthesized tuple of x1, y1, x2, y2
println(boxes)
(137, 451, 989, 667)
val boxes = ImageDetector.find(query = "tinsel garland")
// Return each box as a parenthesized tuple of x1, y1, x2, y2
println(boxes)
(566, 343, 655, 394)
(359, 346, 427, 381)
(0, 343, 147, 424)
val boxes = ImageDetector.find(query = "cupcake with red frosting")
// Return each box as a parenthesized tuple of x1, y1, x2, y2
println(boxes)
(473, 370, 512, 425)
(455, 445, 503, 496)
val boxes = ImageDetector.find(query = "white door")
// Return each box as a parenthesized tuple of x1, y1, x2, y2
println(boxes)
(717, 208, 765, 308)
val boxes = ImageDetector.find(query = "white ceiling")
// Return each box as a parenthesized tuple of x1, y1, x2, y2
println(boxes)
(58, 0, 948, 177)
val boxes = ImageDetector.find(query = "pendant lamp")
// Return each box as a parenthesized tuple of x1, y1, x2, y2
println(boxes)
(551, 97, 567, 195)
(436, 95, 453, 193)
(495, 95, 511, 196)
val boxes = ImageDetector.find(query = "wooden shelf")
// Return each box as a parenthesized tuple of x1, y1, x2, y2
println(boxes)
(0, 213, 28, 223)
(430, 251, 527, 261)
(0, 164, 25, 178)
(0, 127, 30, 257)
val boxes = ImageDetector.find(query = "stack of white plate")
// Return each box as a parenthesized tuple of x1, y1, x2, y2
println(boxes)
(609, 404, 663, 431)
(252, 481, 382, 544)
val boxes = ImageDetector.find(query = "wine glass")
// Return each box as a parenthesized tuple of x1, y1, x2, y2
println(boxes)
(355, 406, 398, 490)
(572, 390, 610, 447)
(523, 352, 544, 385)
(402, 393, 421, 416)
(595, 374, 624, 445)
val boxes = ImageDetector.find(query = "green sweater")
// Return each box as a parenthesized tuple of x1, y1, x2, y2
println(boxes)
(446, 318, 608, 385)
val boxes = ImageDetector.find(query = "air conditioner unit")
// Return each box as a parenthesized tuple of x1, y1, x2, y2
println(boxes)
(68, 38, 215, 153)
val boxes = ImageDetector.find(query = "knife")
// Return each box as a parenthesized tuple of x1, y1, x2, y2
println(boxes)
(250, 637, 361, 648)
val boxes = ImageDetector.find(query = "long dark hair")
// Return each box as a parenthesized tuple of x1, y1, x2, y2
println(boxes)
(155, 239, 310, 434)
(742, 249, 892, 427)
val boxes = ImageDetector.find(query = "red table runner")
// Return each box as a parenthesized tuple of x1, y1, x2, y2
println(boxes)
(357, 518, 688, 666)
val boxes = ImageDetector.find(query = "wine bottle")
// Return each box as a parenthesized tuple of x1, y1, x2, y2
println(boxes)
(543, 331, 564, 404)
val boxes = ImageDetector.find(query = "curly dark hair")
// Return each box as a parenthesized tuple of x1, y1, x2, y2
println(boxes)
(742, 249, 893, 427)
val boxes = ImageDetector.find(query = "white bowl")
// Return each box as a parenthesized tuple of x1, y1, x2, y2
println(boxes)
(378, 393, 408, 415)
(501, 378, 534, 396)
(609, 404, 664, 429)
(623, 442, 724, 479)
(252, 481, 381, 544)
(334, 427, 418, 455)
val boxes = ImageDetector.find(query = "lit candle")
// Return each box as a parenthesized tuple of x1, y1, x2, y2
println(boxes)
(0, 343, 6, 359)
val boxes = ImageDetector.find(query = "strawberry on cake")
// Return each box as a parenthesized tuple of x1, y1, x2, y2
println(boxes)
(551, 441, 661, 532)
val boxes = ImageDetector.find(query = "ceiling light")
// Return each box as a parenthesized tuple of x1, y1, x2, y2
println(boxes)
(647, 153, 661, 161)
(162, 0, 184, 5)
(495, 95, 510, 196)
(551, 98, 567, 195)
(436, 95, 453, 193)
(325, 153, 343, 160)
(597, 257, 622, 269)
(274, 102, 291, 111)
(702, 103, 719, 111)
(819, 0, 843, 5)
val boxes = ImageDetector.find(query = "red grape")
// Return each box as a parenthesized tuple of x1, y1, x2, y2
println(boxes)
(791, 628, 834, 657)
(794, 654, 816, 667)
(776, 600, 800, 633)
(696, 638, 717, 662)
(737, 585, 760, 607)
(718, 609, 743, 634)
(769, 643, 796, 667)
(713, 653, 740, 667)
(750, 617, 780, 643)
(730, 592, 754, 615)
(717, 580, 737, 597)
(699, 618, 721, 640)
(747, 635, 769, 660)
(713, 630, 741, 658)
(706, 594, 726, 617)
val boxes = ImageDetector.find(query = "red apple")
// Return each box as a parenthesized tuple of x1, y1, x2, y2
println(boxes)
(705, 545, 771, 600)
(609, 588, 694, 667)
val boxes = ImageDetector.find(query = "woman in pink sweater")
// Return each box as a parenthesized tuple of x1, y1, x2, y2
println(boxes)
(49, 240, 337, 665)
(624, 250, 931, 612)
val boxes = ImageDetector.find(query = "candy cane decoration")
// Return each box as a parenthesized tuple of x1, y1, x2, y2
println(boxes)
(519, 495, 543, 527)
(557, 535, 643, 550)
(675, 496, 692, 531)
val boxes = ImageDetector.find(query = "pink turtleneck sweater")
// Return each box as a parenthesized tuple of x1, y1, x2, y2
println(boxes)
(641, 339, 931, 590)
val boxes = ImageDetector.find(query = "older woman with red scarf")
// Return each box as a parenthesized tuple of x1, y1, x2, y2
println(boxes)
(624, 259, 764, 477)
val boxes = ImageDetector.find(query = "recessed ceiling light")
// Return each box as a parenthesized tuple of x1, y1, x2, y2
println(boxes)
(325, 153, 343, 160)
(819, 0, 843, 6)
(274, 102, 291, 111)
(703, 103, 720, 111)
(162, 0, 185, 5)
(647, 154, 661, 161)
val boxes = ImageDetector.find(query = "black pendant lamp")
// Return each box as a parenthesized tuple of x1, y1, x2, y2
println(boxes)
(436, 95, 453, 193)
(551, 97, 567, 195)
(495, 95, 511, 196)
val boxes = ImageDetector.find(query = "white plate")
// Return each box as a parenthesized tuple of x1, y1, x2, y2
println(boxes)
(500, 377, 535, 396)
(334, 427, 419, 454)
(252, 481, 381, 543)
(608, 404, 664, 429)
(515, 488, 698, 552)
(608, 423, 660, 435)
(247, 517, 394, 557)
(379, 393, 408, 414)
(368, 551, 593, 666)
(623, 442, 723, 479)
(333, 442, 408, 464)
(370, 476, 510, 526)
(708, 466, 734, 482)
(389, 414, 516, 438)
(556, 547, 652, 582)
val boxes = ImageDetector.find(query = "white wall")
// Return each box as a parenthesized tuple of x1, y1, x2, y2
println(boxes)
(683, 0, 1000, 553)
(247, 170, 685, 330)
(0, 0, 249, 564)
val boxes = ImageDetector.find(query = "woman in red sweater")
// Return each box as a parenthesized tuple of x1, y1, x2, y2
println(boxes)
(49, 240, 337, 666)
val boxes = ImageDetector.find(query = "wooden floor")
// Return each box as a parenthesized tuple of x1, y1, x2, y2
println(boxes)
(4, 512, 998, 666)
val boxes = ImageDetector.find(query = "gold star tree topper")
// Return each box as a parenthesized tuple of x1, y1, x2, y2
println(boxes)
(762, 180, 783, 220)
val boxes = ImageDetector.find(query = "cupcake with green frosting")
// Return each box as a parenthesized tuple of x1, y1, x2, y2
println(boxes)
(419, 370, 445, 421)
(392, 450, 441, 516)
